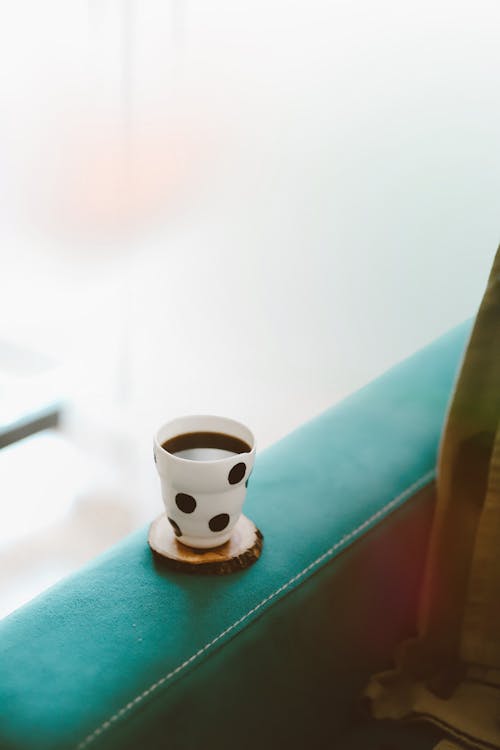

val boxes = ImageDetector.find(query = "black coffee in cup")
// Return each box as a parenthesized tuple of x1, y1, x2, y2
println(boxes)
(161, 431, 251, 461)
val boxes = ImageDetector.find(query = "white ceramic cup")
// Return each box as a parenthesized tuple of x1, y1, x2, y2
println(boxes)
(154, 415, 256, 549)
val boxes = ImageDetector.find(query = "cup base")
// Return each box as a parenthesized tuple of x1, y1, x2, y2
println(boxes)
(148, 513, 263, 575)
(178, 531, 233, 550)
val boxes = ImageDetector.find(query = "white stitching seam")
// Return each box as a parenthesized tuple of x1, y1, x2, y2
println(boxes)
(76, 469, 435, 749)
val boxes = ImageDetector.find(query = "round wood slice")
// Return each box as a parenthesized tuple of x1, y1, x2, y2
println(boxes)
(148, 514, 263, 575)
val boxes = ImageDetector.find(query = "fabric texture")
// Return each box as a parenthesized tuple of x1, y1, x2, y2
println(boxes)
(0, 322, 470, 750)
(366, 248, 500, 750)
(94, 484, 436, 750)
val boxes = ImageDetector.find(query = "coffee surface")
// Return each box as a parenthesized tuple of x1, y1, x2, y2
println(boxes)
(162, 431, 251, 456)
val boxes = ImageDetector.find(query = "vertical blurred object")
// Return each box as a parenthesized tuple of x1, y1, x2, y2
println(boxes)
(0, 340, 63, 449)
(366, 247, 500, 750)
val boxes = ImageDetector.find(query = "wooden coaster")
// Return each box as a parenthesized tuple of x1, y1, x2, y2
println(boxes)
(149, 514, 263, 575)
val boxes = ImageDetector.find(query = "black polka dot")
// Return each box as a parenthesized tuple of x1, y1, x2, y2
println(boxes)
(228, 462, 246, 485)
(245, 479, 248, 488)
(168, 517, 182, 537)
(175, 493, 197, 514)
(209, 513, 230, 532)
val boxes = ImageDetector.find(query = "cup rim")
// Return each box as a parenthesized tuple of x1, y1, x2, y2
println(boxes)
(154, 414, 255, 466)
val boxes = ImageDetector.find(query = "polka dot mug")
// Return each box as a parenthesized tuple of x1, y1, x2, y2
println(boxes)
(154, 415, 256, 549)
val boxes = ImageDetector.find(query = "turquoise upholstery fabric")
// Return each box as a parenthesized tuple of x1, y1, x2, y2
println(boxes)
(0, 322, 471, 750)
(95, 482, 436, 750)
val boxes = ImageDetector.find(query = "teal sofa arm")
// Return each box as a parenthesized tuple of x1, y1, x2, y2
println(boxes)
(0, 324, 470, 750)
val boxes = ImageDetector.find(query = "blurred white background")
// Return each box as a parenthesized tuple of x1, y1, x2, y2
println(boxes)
(0, 0, 499, 615)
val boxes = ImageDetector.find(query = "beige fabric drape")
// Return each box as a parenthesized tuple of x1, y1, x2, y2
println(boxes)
(365, 247, 500, 750)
